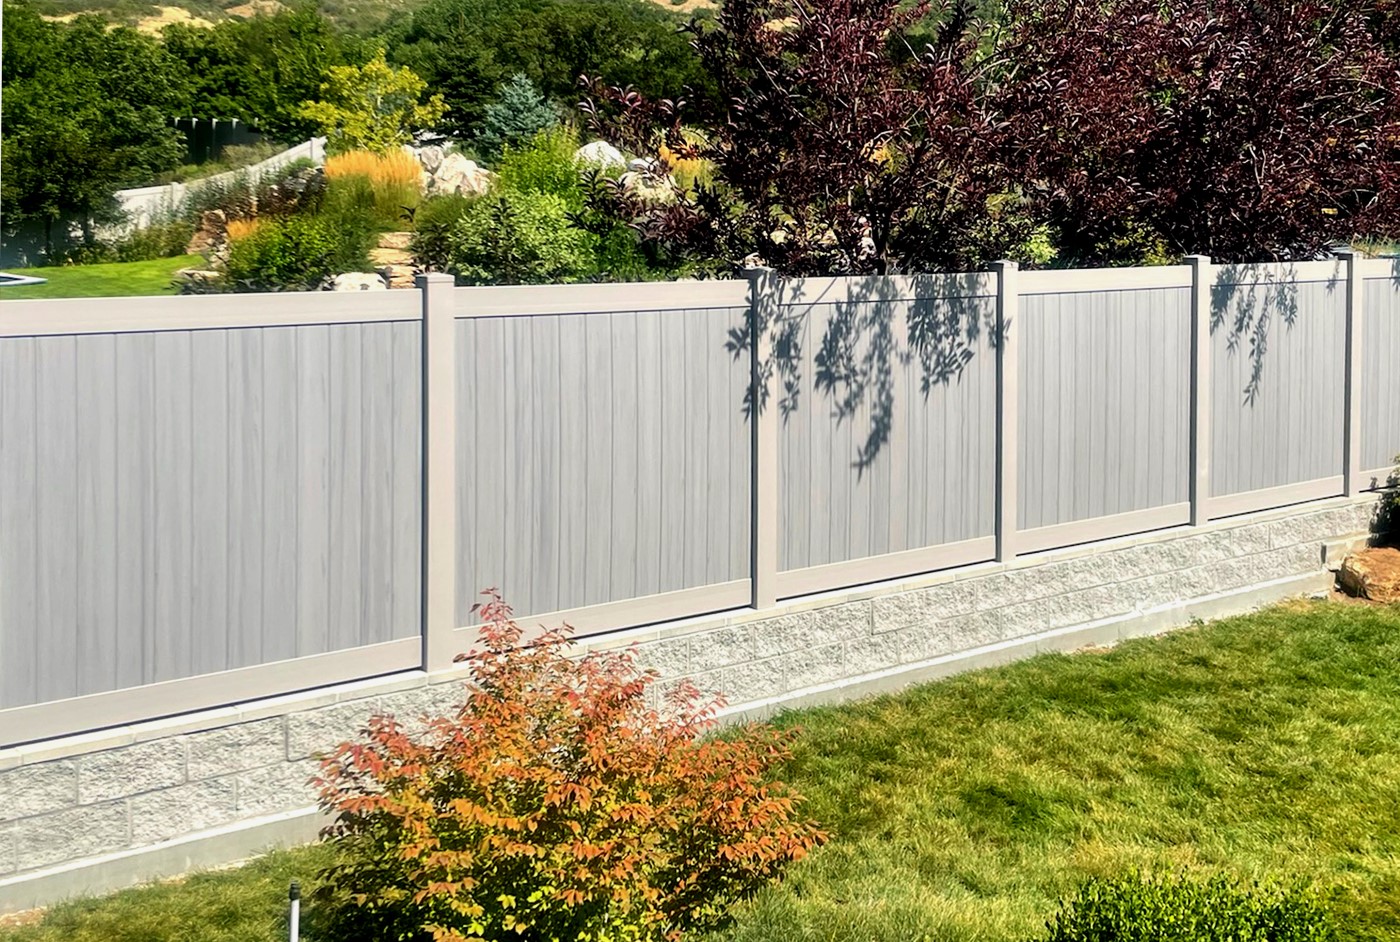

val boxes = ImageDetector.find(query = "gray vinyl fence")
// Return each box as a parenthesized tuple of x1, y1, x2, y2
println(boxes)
(2, 255, 1398, 745)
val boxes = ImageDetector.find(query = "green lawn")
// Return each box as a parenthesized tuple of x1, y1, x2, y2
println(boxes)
(6, 599, 1399, 942)
(0, 256, 202, 299)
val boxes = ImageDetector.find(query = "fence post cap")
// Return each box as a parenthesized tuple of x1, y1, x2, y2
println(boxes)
(415, 272, 456, 288)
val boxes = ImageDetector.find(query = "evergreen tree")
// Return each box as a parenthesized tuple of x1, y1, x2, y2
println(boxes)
(474, 74, 559, 162)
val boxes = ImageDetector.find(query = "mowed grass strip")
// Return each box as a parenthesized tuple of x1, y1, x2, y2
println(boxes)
(0, 255, 203, 299)
(5, 599, 1398, 942)
(742, 599, 1400, 942)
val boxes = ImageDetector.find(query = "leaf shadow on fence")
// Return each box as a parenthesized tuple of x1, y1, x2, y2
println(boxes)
(1210, 261, 1342, 406)
(727, 271, 997, 473)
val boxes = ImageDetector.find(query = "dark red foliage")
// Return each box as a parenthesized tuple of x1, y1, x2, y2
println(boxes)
(996, 0, 1400, 263)
(586, 0, 1025, 276)
(583, 0, 1400, 272)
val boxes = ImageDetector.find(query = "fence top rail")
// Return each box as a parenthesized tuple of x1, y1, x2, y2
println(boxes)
(0, 289, 421, 338)
(1360, 256, 1400, 280)
(453, 280, 751, 317)
(1019, 266, 1192, 295)
(779, 272, 996, 305)
(1212, 259, 1346, 288)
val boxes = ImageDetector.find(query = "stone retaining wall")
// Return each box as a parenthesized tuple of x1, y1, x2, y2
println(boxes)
(0, 496, 1381, 912)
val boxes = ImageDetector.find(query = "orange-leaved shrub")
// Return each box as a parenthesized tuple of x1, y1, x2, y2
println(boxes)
(313, 591, 826, 942)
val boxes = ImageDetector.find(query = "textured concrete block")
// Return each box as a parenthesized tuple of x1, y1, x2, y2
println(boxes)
(655, 671, 725, 711)
(0, 760, 77, 823)
(723, 643, 849, 704)
(996, 592, 1087, 637)
(0, 827, 15, 875)
(632, 637, 690, 679)
(972, 572, 1025, 612)
(871, 580, 978, 633)
(1123, 567, 1217, 611)
(235, 762, 319, 818)
(130, 778, 239, 845)
(79, 740, 185, 804)
(16, 801, 128, 872)
(721, 658, 788, 706)
(380, 682, 469, 738)
(751, 603, 871, 660)
(1172, 533, 1241, 568)
(920, 610, 1008, 653)
(1216, 524, 1276, 558)
(784, 642, 852, 690)
(1211, 545, 1319, 593)
(842, 630, 911, 676)
(286, 701, 376, 760)
(689, 625, 757, 673)
(1264, 516, 1326, 550)
(187, 719, 286, 781)
(1082, 547, 1150, 587)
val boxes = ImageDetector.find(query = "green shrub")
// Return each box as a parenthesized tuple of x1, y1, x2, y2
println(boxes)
(1041, 874, 1333, 942)
(410, 193, 476, 271)
(182, 159, 320, 223)
(223, 211, 376, 292)
(111, 218, 197, 262)
(1376, 455, 1400, 539)
(494, 126, 584, 207)
(411, 187, 592, 285)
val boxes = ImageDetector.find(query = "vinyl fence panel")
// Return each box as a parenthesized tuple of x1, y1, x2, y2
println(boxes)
(454, 295, 753, 627)
(1210, 264, 1347, 512)
(1018, 282, 1193, 542)
(774, 276, 998, 593)
(0, 319, 422, 711)
(1361, 267, 1400, 480)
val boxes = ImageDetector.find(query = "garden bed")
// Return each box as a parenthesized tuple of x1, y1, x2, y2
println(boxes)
(6, 598, 1398, 942)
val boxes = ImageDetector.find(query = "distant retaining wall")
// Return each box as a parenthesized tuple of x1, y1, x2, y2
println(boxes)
(112, 137, 326, 232)
(0, 493, 1380, 913)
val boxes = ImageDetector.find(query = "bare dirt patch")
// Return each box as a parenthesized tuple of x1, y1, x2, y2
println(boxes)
(225, 0, 284, 15)
(644, 0, 715, 13)
(135, 5, 214, 32)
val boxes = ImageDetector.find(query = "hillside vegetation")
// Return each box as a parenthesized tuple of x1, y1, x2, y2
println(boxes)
(31, 0, 713, 33)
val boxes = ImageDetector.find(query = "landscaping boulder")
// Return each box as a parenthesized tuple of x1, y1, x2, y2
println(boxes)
(186, 209, 228, 256)
(574, 140, 626, 171)
(174, 267, 224, 286)
(1338, 547, 1400, 602)
(431, 154, 495, 196)
(330, 272, 388, 291)
(413, 143, 446, 174)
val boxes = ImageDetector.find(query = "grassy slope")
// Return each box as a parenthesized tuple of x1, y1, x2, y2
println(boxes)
(0, 256, 201, 299)
(5, 599, 1399, 942)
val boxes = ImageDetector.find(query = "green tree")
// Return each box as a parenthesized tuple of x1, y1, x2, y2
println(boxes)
(475, 74, 559, 162)
(385, 0, 711, 141)
(1, 0, 189, 259)
(295, 51, 447, 154)
(162, 7, 370, 142)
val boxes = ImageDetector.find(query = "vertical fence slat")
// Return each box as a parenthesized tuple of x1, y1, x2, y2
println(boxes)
(1188, 255, 1211, 525)
(747, 269, 780, 608)
(994, 261, 1019, 561)
(1341, 250, 1363, 496)
(419, 273, 457, 672)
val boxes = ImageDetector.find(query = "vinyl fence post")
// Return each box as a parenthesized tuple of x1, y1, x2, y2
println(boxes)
(1187, 255, 1212, 526)
(418, 273, 458, 673)
(746, 267, 781, 610)
(993, 261, 1019, 563)
(1339, 250, 1363, 497)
